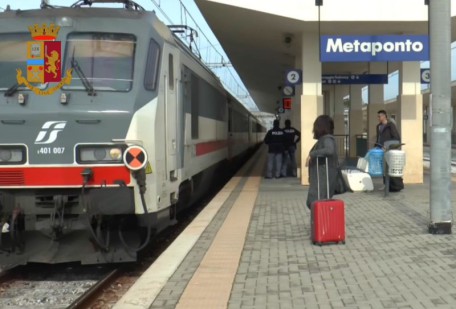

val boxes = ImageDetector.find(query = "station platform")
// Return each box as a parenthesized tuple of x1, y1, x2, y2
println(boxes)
(115, 147, 456, 309)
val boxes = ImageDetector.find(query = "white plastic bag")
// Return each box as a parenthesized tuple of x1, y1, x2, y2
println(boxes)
(357, 157, 369, 173)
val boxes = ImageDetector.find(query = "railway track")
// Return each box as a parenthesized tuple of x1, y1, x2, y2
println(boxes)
(67, 268, 120, 309)
(0, 158, 241, 308)
(0, 191, 227, 308)
(0, 264, 116, 308)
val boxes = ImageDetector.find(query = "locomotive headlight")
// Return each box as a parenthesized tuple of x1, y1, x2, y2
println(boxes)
(0, 146, 26, 164)
(109, 148, 122, 160)
(94, 148, 107, 161)
(77, 145, 124, 164)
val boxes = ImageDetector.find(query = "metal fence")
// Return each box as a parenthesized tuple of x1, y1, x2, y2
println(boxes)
(334, 134, 349, 161)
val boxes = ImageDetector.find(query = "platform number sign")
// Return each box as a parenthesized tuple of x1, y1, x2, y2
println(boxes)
(286, 69, 302, 85)
(421, 69, 430, 84)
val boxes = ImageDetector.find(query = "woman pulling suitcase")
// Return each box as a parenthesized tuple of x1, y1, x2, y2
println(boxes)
(305, 115, 345, 246)
(305, 115, 339, 209)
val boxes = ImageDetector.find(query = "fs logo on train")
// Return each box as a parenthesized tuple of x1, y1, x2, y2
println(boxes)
(16, 23, 72, 96)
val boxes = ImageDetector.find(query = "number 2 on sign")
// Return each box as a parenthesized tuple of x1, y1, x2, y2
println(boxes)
(287, 70, 300, 84)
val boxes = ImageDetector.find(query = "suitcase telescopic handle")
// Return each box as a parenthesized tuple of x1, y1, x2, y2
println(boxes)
(316, 156, 330, 200)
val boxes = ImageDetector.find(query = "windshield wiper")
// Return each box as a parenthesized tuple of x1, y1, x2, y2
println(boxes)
(4, 83, 19, 97)
(71, 48, 96, 96)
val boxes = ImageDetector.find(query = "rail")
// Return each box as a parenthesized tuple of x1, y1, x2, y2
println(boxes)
(67, 268, 119, 309)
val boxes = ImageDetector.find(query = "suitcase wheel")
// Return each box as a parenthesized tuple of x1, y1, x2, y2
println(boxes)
(340, 241, 346, 245)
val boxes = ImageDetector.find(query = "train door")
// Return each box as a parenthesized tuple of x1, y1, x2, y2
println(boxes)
(163, 43, 180, 183)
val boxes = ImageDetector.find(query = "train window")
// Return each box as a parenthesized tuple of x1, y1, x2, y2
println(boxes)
(63, 32, 136, 92)
(168, 54, 174, 90)
(145, 39, 160, 91)
(191, 74, 199, 139)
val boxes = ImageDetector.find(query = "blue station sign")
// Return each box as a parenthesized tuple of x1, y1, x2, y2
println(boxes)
(322, 74, 388, 85)
(320, 35, 429, 62)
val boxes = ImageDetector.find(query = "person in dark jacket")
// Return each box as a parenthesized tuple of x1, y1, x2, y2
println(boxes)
(305, 115, 339, 209)
(376, 110, 403, 192)
(281, 119, 301, 177)
(264, 119, 285, 179)
(376, 110, 400, 148)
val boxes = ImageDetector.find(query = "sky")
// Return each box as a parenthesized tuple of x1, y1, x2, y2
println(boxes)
(0, 0, 259, 111)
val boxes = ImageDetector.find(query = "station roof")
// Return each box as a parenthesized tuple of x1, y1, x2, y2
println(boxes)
(195, 0, 456, 113)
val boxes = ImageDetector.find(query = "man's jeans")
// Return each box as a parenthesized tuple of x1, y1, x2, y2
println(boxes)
(281, 145, 297, 177)
(266, 152, 283, 178)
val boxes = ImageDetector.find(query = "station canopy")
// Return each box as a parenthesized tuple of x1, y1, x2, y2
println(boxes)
(195, 0, 456, 114)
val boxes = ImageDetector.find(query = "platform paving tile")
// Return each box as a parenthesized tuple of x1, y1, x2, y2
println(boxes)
(145, 170, 456, 308)
(148, 178, 247, 308)
(228, 177, 456, 309)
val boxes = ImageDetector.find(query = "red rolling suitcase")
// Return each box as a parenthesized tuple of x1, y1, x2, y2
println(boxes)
(311, 157, 345, 245)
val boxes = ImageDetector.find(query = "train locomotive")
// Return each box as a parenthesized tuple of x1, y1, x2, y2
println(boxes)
(0, 0, 265, 265)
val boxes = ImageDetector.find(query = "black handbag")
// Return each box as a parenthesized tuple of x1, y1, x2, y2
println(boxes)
(334, 168, 350, 195)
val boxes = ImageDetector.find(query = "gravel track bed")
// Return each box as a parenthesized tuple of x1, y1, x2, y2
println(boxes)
(0, 265, 112, 309)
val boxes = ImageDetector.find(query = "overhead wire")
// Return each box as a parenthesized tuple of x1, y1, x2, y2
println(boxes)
(149, 0, 174, 25)
(149, 0, 258, 111)
(178, 1, 256, 110)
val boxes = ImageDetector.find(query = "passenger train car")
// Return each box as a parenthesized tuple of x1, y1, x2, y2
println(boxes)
(0, 1, 265, 265)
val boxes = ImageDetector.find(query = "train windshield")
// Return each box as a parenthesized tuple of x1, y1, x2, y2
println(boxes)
(63, 33, 136, 92)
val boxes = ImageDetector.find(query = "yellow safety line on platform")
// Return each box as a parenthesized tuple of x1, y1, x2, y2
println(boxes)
(176, 155, 265, 309)
(113, 149, 265, 309)
(113, 180, 245, 309)
(113, 183, 242, 309)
